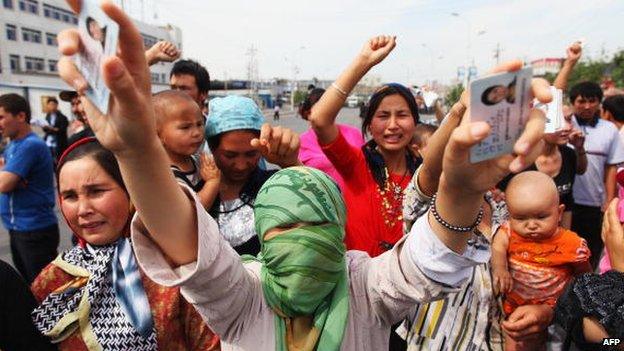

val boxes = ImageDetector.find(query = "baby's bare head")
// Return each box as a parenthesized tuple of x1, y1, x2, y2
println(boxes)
(507, 171, 559, 208)
(153, 90, 202, 129)
(506, 171, 562, 240)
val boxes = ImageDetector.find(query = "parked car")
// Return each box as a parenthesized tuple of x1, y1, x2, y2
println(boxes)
(346, 95, 360, 108)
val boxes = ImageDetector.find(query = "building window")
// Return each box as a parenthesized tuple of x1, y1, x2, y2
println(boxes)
(18, 0, 37, 14)
(22, 27, 42, 43)
(43, 4, 77, 23)
(161, 73, 166, 83)
(151, 73, 160, 83)
(142, 33, 158, 49)
(9, 55, 20, 72)
(24, 56, 45, 72)
(3, 0, 13, 9)
(6, 24, 17, 41)
(48, 59, 58, 72)
(46, 32, 56, 46)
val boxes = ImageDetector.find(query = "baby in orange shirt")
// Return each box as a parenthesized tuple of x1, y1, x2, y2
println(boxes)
(492, 171, 592, 351)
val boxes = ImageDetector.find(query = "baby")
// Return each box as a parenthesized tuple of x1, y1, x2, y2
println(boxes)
(153, 90, 220, 209)
(492, 171, 592, 351)
(409, 123, 437, 160)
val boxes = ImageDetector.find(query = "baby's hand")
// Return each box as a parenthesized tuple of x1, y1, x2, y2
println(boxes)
(493, 268, 513, 295)
(199, 153, 221, 184)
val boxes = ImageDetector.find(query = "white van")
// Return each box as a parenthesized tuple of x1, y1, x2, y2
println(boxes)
(346, 95, 360, 108)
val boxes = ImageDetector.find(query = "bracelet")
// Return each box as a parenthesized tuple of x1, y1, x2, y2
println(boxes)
(331, 82, 348, 97)
(429, 193, 484, 233)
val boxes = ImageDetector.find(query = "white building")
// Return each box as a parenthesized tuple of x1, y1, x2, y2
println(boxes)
(531, 58, 563, 77)
(0, 0, 182, 119)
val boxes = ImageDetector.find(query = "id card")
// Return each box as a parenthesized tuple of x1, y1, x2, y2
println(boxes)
(75, 0, 119, 113)
(469, 67, 532, 163)
(537, 86, 563, 134)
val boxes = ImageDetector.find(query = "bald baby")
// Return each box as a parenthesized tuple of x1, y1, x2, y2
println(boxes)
(506, 171, 564, 241)
(153, 90, 202, 130)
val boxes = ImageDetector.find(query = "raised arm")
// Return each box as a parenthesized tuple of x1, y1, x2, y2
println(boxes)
(553, 42, 582, 91)
(145, 40, 181, 66)
(57, 0, 197, 265)
(309, 35, 395, 145)
(433, 60, 551, 254)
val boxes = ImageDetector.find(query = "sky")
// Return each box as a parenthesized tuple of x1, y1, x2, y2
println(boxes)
(123, 0, 624, 85)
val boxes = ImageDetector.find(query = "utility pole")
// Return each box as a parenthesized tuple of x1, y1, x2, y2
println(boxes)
(246, 45, 258, 100)
(493, 43, 502, 65)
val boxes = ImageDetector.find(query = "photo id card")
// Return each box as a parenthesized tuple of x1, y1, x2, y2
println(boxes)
(75, 0, 119, 113)
(469, 67, 533, 163)
(536, 86, 563, 134)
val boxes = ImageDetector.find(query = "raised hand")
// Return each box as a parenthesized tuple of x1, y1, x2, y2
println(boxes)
(57, 0, 155, 155)
(57, 0, 198, 265)
(566, 41, 582, 63)
(568, 129, 585, 149)
(146, 40, 181, 65)
(441, 60, 552, 197)
(250, 124, 301, 169)
(358, 35, 396, 68)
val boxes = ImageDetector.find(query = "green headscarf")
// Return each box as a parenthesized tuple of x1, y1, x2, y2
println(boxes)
(249, 166, 349, 351)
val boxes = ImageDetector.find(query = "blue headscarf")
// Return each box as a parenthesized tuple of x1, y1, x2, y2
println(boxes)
(205, 96, 265, 138)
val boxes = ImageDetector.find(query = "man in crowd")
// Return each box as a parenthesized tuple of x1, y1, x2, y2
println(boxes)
(60, 90, 94, 145)
(601, 94, 624, 144)
(169, 59, 211, 114)
(0, 94, 58, 283)
(43, 96, 69, 159)
(570, 83, 624, 268)
(553, 43, 624, 268)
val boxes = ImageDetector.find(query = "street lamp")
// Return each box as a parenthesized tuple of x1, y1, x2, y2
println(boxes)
(421, 43, 434, 86)
(451, 12, 486, 86)
(289, 46, 306, 111)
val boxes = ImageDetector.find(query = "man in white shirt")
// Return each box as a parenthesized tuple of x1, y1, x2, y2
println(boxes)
(570, 82, 624, 268)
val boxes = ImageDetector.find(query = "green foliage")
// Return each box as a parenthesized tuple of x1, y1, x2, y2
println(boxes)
(293, 90, 307, 105)
(551, 49, 624, 93)
(445, 84, 464, 108)
(566, 59, 609, 90)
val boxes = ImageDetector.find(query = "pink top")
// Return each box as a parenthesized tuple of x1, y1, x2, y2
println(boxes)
(603, 169, 624, 273)
(299, 124, 365, 191)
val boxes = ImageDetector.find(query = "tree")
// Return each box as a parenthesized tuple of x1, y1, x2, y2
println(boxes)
(445, 84, 464, 108)
(542, 49, 624, 93)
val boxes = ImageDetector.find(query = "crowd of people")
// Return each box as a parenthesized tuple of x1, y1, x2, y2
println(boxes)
(0, 1, 623, 350)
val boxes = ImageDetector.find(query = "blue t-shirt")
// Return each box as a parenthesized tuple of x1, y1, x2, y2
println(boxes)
(1, 132, 57, 231)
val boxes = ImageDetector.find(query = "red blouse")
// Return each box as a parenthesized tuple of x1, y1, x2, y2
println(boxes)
(322, 131, 411, 257)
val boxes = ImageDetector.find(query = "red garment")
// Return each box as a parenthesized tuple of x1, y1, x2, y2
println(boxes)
(31, 263, 220, 351)
(322, 131, 410, 257)
(501, 223, 590, 315)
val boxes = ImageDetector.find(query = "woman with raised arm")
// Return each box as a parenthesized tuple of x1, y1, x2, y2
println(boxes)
(308, 36, 421, 257)
(31, 138, 219, 350)
(400, 77, 556, 350)
(55, 2, 550, 350)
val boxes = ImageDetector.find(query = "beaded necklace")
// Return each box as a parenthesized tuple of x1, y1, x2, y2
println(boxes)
(378, 166, 409, 227)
